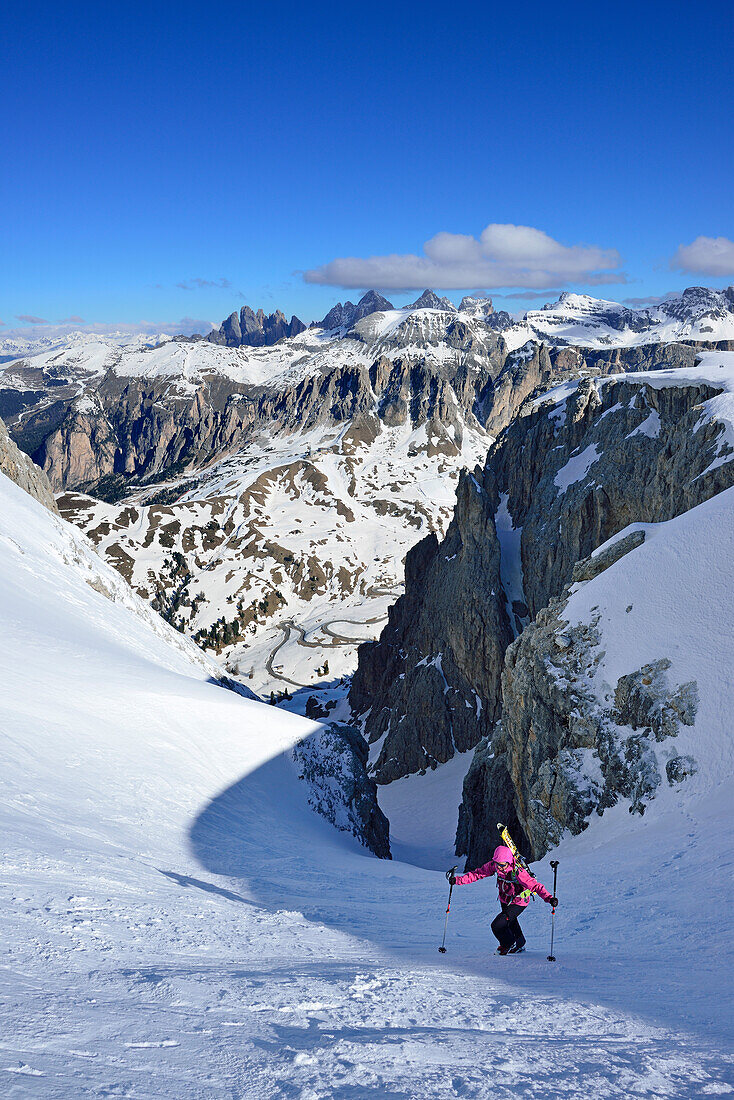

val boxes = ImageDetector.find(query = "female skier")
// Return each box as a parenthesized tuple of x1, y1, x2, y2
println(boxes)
(450, 845, 558, 954)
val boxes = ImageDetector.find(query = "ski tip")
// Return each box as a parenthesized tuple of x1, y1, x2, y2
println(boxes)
(497, 822, 505, 830)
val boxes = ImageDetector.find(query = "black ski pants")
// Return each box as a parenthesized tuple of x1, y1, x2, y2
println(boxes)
(491, 902, 526, 949)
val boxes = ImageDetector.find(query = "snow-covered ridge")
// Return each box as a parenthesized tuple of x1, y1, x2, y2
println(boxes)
(0, 329, 332, 394)
(0, 328, 174, 363)
(2, 286, 730, 380)
(504, 285, 734, 351)
(0, 304, 503, 396)
(535, 349, 734, 468)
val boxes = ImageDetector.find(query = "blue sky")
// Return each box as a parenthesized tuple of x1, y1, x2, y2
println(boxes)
(3, 0, 733, 333)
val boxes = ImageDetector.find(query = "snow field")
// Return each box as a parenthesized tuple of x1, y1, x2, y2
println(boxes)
(2, 469, 734, 1096)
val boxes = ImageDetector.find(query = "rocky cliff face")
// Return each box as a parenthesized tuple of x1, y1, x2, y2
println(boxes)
(28, 354, 499, 494)
(351, 355, 734, 793)
(456, 460, 734, 868)
(0, 414, 59, 513)
(349, 477, 510, 781)
(456, 533, 700, 865)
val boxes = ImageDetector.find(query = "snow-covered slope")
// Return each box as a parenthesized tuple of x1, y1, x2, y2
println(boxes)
(2, 461, 734, 1096)
(561, 488, 734, 807)
(0, 330, 328, 397)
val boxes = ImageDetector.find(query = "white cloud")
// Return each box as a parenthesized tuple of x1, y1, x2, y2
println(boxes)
(670, 236, 734, 278)
(304, 223, 625, 291)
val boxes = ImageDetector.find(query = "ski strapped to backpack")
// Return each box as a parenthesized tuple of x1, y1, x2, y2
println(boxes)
(497, 822, 534, 902)
(496, 822, 531, 874)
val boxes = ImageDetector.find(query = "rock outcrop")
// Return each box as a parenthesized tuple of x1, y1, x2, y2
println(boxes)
(291, 721, 391, 858)
(29, 354, 498, 494)
(0, 414, 58, 513)
(319, 290, 394, 330)
(407, 290, 457, 311)
(458, 537, 701, 866)
(207, 306, 306, 348)
(458, 296, 514, 331)
(349, 476, 510, 782)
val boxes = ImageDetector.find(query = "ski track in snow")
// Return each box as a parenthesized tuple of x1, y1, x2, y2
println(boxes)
(2, 464, 734, 1095)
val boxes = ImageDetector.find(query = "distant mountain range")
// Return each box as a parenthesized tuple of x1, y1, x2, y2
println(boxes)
(200, 284, 734, 351)
(3, 285, 733, 363)
(1, 283, 732, 697)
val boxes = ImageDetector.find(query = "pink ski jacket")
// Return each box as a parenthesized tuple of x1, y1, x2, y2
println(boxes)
(454, 845, 553, 909)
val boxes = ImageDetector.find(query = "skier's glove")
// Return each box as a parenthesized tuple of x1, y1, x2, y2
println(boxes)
(449, 874, 456, 886)
(549, 896, 559, 907)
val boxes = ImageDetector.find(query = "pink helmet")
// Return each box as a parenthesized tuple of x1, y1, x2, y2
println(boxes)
(493, 845, 514, 866)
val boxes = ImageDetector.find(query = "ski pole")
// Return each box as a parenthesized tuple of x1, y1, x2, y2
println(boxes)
(547, 859, 559, 962)
(439, 866, 458, 954)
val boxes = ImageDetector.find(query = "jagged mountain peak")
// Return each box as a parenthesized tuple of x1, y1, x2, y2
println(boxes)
(657, 284, 734, 321)
(356, 289, 394, 312)
(458, 295, 495, 315)
(407, 290, 457, 312)
(207, 305, 306, 349)
(319, 289, 395, 330)
(456, 296, 515, 333)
